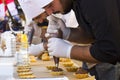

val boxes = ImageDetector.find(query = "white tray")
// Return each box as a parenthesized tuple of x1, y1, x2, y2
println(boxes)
(8, 77, 69, 80)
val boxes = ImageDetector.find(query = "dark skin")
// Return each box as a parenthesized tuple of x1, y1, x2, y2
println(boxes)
(58, 27, 98, 63)
(68, 27, 94, 44)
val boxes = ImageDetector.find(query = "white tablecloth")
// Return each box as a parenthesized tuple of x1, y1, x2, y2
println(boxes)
(0, 57, 15, 80)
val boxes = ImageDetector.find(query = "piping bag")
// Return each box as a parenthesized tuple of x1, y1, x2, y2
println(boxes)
(46, 29, 63, 68)
(27, 27, 34, 45)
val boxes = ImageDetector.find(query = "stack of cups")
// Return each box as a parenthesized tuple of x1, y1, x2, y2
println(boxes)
(5, 34, 16, 56)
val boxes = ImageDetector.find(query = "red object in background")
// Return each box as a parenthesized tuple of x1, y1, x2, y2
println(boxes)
(0, 0, 14, 4)
(5, 0, 15, 11)
(0, 0, 2, 3)
(0, 0, 14, 12)
(5, 0, 14, 4)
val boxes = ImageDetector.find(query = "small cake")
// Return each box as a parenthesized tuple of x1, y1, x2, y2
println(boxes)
(18, 71, 33, 76)
(62, 62, 73, 67)
(17, 65, 31, 70)
(51, 67, 63, 76)
(17, 69, 31, 73)
(17, 65, 31, 68)
(37, 52, 44, 59)
(17, 65, 31, 73)
(60, 58, 71, 62)
(30, 59, 37, 62)
(19, 74, 36, 79)
(41, 53, 50, 61)
(66, 66, 78, 72)
(73, 67, 89, 79)
(41, 56, 50, 61)
(46, 65, 56, 70)
(29, 56, 37, 62)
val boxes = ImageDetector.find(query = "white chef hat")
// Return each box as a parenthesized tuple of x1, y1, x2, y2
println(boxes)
(64, 10, 78, 28)
(52, 10, 78, 28)
(18, 0, 53, 25)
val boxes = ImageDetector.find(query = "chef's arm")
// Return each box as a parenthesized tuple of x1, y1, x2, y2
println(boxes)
(67, 27, 94, 44)
(70, 45, 100, 63)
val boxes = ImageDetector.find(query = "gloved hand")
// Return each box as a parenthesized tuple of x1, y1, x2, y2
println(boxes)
(47, 38, 73, 58)
(28, 43, 45, 56)
(46, 15, 70, 39)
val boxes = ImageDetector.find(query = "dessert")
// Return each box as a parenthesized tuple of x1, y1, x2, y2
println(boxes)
(30, 59, 37, 62)
(18, 71, 33, 76)
(62, 62, 73, 67)
(42, 56, 50, 61)
(60, 58, 71, 62)
(19, 75, 36, 79)
(73, 67, 89, 79)
(16, 33, 21, 51)
(65, 66, 78, 72)
(41, 53, 50, 61)
(29, 56, 37, 62)
(51, 67, 64, 76)
(46, 65, 56, 70)
(16, 64, 36, 79)
(17, 65, 31, 70)
(17, 69, 31, 73)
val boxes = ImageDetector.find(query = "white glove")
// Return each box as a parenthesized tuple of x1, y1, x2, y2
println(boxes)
(46, 15, 70, 39)
(47, 38, 73, 58)
(28, 43, 45, 56)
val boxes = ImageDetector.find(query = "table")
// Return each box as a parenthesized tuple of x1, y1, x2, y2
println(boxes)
(0, 57, 15, 80)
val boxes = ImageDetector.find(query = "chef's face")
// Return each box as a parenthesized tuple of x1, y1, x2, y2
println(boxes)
(43, 0, 72, 15)
(40, 27, 47, 41)
(33, 12, 48, 23)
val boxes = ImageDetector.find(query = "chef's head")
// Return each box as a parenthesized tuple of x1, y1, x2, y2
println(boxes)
(42, 0, 73, 15)
(18, 0, 53, 24)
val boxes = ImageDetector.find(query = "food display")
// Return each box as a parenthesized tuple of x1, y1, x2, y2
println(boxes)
(14, 55, 95, 80)
(16, 65, 36, 79)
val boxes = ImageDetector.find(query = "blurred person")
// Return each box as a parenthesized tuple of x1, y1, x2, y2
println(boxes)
(17, 0, 52, 44)
(28, 22, 48, 56)
(17, 0, 53, 55)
